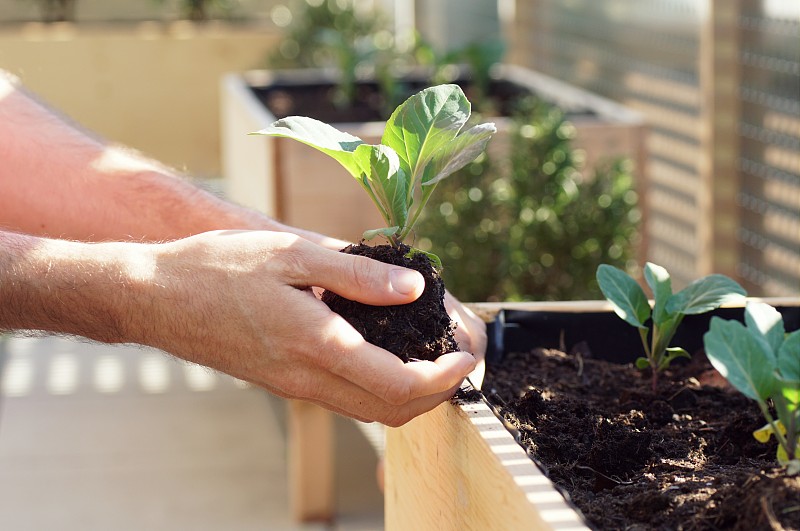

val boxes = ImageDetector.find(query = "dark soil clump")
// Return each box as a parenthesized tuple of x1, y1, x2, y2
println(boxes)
(321, 243, 457, 362)
(484, 348, 800, 530)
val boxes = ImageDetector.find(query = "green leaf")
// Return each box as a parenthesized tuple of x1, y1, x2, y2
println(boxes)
(652, 314, 682, 358)
(635, 357, 651, 370)
(778, 330, 800, 408)
(666, 274, 746, 316)
(703, 317, 778, 401)
(778, 330, 800, 382)
(405, 247, 443, 270)
(381, 84, 470, 184)
(421, 122, 497, 185)
(596, 264, 651, 329)
(353, 144, 407, 229)
(658, 347, 691, 371)
(753, 421, 781, 443)
(745, 302, 785, 355)
(251, 116, 365, 180)
(644, 262, 672, 326)
(363, 227, 400, 241)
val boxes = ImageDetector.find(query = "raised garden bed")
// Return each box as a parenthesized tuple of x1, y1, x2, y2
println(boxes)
(221, 64, 646, 243)
(385, 299, 800, 530)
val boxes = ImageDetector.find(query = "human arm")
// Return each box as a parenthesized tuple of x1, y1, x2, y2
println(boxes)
(0, 69, 335, 246)
(0, 69, 485, 421)
(0, 229, 476, 425)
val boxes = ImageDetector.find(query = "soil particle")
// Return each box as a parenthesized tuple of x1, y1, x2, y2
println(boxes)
(485, 348, 800, 531)
(321, 243, 457, 362)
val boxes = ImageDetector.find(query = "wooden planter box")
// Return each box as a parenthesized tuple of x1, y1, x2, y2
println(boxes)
(385, 298, 800, 530)
(221, 64, 647, 243)
(2, 21, 280, 178)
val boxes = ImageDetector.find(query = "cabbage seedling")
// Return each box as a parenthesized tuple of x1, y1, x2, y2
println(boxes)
(703, 301, 799, 474)
(251, 84, 496, 254)
(596, 262, 746, 390)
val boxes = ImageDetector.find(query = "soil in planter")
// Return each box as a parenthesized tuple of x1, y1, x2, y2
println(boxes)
(321, 243, 458, 362)
(484, 348, 800, 531)
(252, 78, 536, 124)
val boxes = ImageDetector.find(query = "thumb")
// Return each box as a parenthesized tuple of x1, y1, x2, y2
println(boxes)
(299, 242, 425, 306)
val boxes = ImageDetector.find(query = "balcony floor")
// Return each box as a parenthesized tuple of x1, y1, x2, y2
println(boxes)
(0, 335, 383, 530)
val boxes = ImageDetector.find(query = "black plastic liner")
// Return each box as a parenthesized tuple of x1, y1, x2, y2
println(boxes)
(486, 304, 800, 366)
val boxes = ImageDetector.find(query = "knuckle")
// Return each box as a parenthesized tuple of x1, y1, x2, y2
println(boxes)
(313, 344, 340, 374)
(350, 255, 381, 293)
(286, 370, 324, 401)
(382, 376, 413, 406)
(270, 236, 312, 282)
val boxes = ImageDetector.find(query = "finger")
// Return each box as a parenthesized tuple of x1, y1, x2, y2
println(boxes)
(304, 375, 463, 427)
(295, 240, 425, 305)
(449, 305, 473, 352)
(256, 355, 463, 426)
(375, 382, 464, 427)
(469, 358, 486, 390)
(317, 315, 477, 405)
(445, 291, 488, 359)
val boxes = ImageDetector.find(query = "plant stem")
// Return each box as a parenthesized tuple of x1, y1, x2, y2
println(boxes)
(398, 183, 438, 242)
(757, 400, 793, 462)
(774, 397, 799, 461)
(638, 327, 657, 392)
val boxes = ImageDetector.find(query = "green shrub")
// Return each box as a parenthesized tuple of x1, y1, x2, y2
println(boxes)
(267, 0, 395, 108)
(417, 97, 641, 302)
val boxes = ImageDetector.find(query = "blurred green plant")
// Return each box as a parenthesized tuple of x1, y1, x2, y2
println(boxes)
(151, 0, 237, 21)
(417, 97, 641, 302)
(18, 0, 76, 22)
(267, 0, 506, 117)
(268, 0, 393, 107)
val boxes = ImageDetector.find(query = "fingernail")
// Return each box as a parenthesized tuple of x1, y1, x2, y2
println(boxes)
(390, 268, 424, 295)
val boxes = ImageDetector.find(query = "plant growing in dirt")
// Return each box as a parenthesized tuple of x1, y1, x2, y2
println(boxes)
(596, 262, 746, 390)
(254, 84, 496, 249)
(704, 301, 800, 474)
(252, 84, 496, 361)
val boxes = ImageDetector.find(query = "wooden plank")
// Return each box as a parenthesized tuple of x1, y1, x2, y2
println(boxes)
(287, 400, 334, 523)
(385, 399, 589, 531)
(698, 0, 742, 279)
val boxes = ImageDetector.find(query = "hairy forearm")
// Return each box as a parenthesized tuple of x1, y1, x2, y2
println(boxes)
(0, 230, 155, 343)
(0, 71, 258, 241)
(0, 70, 341, 247)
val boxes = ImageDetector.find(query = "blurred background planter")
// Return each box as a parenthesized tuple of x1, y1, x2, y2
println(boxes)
(0, 19, 280, 179)
(221, 63, 647, 244)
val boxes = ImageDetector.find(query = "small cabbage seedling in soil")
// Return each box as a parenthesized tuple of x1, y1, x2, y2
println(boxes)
(252, 84, 496, 362)
(704, 302, 800, 474)
(596, 262, 746, 391)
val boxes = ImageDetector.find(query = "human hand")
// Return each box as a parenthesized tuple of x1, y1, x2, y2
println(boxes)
(143, 230, 477, 426)
(444, 291, 487, 388)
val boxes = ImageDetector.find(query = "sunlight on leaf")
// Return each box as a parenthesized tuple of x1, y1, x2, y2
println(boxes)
(596, 264, 650, 329)
(666, 275, 746, 315)
(704, 317, 777, 401)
